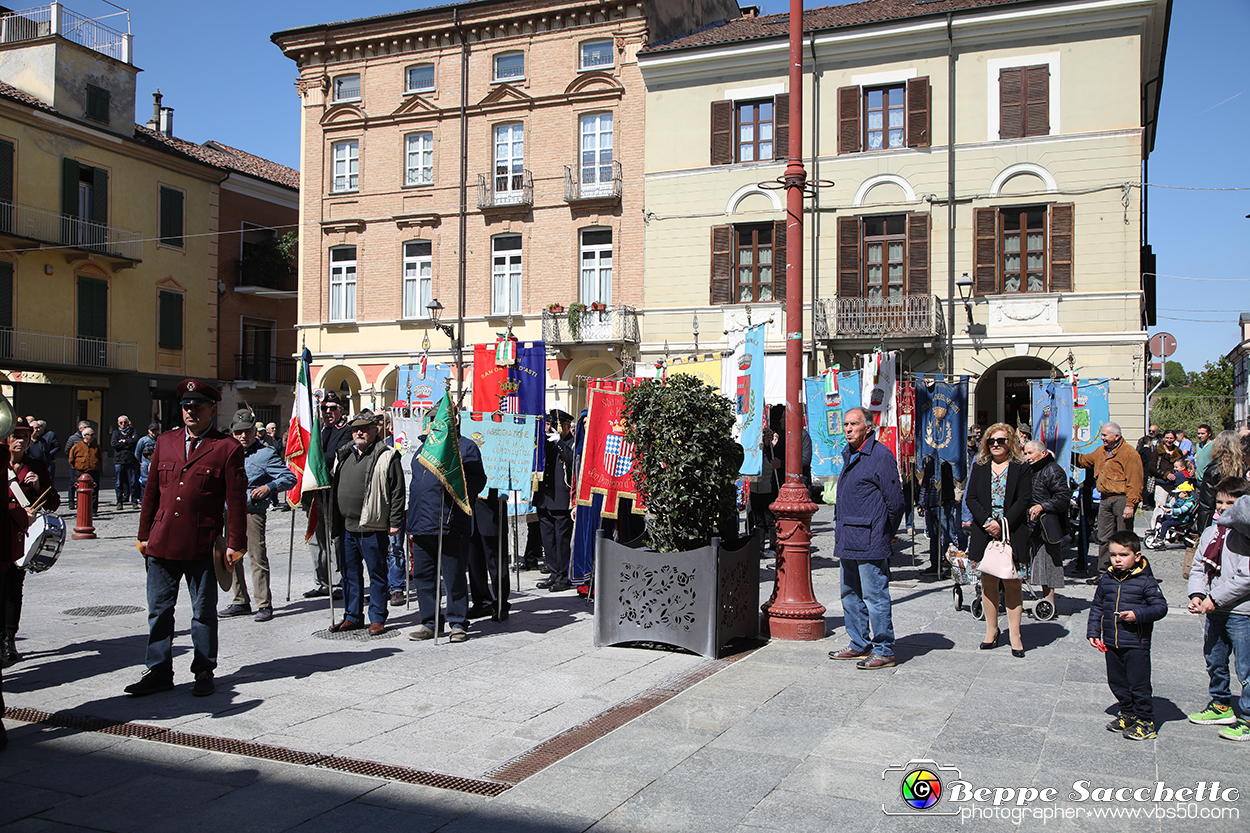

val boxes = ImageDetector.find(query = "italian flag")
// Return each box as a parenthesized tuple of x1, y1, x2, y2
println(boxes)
(285, 347, 330, 507)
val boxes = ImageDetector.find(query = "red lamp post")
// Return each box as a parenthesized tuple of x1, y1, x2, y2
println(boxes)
(760, 0, 825, 640)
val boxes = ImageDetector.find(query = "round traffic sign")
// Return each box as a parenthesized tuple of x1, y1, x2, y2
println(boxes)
(1148, 332, 1177, 359)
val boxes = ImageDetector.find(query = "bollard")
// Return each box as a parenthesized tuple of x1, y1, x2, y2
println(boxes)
(72, 473, 97, 540)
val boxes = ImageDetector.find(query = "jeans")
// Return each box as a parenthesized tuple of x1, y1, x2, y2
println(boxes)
(1105, 645, 1153, 720)
(342, 530, 390, 625)
(145, 557, 216, 679)
(1204, 612, 1250, 717)
(387, 533, 406, 593)
(840, 557, 894, 657)
(411, 533, 469, 629)
(115, 462, 139, 504)
(1096, 495, 1133, 571)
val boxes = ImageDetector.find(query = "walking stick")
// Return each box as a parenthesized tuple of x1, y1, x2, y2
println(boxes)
(497, 492, 506, 620)
(321, 493, 337, 627)
(405, 528, 411, 610)
(286, 499, 296, 602)
(433, 488, 445, 644)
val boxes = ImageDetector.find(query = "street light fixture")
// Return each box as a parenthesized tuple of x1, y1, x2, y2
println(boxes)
(956, 272, 987, 337)
(426, 298, 457, 343)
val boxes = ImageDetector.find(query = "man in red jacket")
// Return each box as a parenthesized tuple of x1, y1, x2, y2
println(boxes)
(126, 379, 247, 698)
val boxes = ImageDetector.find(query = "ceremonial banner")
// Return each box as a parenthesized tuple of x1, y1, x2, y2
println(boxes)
(1032, 380, 1076, 479)
(668, 354, 722, 388)
(575, 381, 645, 517)
(1072, 379, 1111, 455)
(284, 347, 329, 506)
(898, 380, 916, 468)
(397, 364, 450, 410)
(915, 375, 970, 482)
(862, 351, 899, 458)
(472, 341, 546, 415)
(804, 370, 861, 478)
(461, 410, 539, 516)
(390, 415, 425, 484)
(418, 392, 471, 514)
(737, 323, 767, 477)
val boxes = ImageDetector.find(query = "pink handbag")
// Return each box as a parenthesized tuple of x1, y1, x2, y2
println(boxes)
(978, 518, 1019, 580)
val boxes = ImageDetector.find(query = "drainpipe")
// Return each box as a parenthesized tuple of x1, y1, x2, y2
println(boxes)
(454, 10, 469, 404)
(946, 13, 956, 378)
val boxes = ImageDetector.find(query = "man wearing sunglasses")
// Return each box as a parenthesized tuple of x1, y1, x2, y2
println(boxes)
(302, 392, 353, 599)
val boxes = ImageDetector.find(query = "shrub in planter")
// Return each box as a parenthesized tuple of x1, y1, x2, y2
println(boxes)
(567, 302, 588, 340)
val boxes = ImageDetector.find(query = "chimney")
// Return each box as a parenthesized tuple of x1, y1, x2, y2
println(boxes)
(740, 5, 760, 18)
(146, 89, 162, 131)
(160, 107, 174, 137)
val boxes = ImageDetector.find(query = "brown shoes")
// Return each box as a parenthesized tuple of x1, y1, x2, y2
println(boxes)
(329, 619, 362, 632)
(828, 648, 872, 660)
(368, 622, 385, 635)
(855, 654, 896, 670)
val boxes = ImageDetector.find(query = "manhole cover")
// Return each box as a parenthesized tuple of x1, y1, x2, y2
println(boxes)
(312, 627, 404, 641)
(63, 605, 145, 617)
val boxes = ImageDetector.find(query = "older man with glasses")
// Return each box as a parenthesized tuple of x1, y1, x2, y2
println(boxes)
(302, 392, 354, 599)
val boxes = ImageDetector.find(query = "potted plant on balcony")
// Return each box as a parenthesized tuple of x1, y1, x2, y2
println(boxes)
(592, 373, 760, 658)
(546, 302, 564, 314)
(589, 301, 607, 313)
(566, 302, 588, 341)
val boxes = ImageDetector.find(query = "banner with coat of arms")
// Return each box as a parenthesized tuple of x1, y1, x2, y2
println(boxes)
(737, 323, 767, 478)
(575, 381, 646, 517)
(460, 410, 541, 515)
(862, 350, 899, 458)
(471, 341, 546, 415)
(1031, 380, 1076, 480)
(804, 370, 862, 479)
(915, 375, 970, 482)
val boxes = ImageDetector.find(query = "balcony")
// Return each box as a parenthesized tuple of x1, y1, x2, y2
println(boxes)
(542, 305, 639, 349)
(814, 295, 945, 341)
(0, 327, 137, 371)
(234, 354, 296, 385)
(235, 258, 297, 296)
(0, 200, 142, 263)
(476, 170, 533, 210)
(564, 160, 622, 203)
(0, 4, 133, 63)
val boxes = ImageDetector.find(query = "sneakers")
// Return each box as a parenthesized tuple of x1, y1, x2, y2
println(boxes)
(828, 648, 872, 660)
(254, 607, 273, 622)
(856, 654, 896, 670)
(1217, 720, 1250, 741)
(448, 625, 469, 643)
(1105, 713, 1131, 733)
(191, 673, 214, 697)
(124, 672, 175, 697)
(1122, 717, 1157, 741)
(407, 625, 435, 641)
(1188, 701, 1237, 725)
(218, 604, 252, 618)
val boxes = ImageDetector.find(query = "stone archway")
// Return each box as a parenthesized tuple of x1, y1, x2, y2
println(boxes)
(973, 356, 1057, 433)
(318, 365, 362, 414)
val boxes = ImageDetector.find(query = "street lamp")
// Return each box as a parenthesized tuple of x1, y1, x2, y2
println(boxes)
(427, 298, 463, 399)
(956, 272, 986, 337)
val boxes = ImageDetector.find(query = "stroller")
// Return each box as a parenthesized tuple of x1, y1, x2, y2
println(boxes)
(947, 543, 1058, 622)
(1143, 481, 1196, 550)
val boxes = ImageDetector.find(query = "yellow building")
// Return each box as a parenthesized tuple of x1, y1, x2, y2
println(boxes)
(638, 0, 1170, 437)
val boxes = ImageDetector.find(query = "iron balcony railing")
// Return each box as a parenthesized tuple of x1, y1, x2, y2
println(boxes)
(564, 160, 622, 202)
(234, 354, 296, 385)
(0, 4, 132, 63)
(814, 294, 944, 339)
(0, 200, 142, 261)
(476, 169, 533, 209)
(0, 326, 137, 371)
(236, 259, 296, 292)
(541, 305, 640, 346)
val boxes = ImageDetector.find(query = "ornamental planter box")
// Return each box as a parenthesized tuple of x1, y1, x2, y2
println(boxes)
(593, 532, 760, 659)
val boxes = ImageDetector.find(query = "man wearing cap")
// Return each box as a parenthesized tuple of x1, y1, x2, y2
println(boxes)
(303, 392, 353, 598)
(328, 410, 404, 634)
(535, 409, 576, 592)
(135, 422, 160, 500)
(126, 379, 247, 698)
(67, 425, 102, 516)
(219, 410, 296, 623)
(110, 415, 140, 509)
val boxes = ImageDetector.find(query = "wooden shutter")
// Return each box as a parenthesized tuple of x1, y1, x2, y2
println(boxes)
(710, 225, 732, 304)
(1049, 203, 1074, 292)
(906, 77, 930, 148)
(160, 187, 184, 247)
(61, 158, 79, 216)
(1141, 244, 1156, 327)
(1024, 65, 1050, 137)
(77, 276, 107, 339)
(0, 139, 13, 203)
(0, 260, 12, 330)
(158, 290, 184, 350)
(838, 86, 861, 154)
(837, 215, 861, 298)
(93, 167, 108, 225)
(907, 212, 930, 295)
(773, 93, 789, 160)
(999, 67, 1023, 140)
(710, 100, 733, 165)
(772, 220, 787, 301)
(974, 207, 999, 295)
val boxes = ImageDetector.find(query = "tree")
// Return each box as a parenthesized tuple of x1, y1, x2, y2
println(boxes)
(1163, 360, 1187, 388)
(1188, 356, 1233, 396)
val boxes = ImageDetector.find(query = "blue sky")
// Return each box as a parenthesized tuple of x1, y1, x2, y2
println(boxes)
(98, 0, 1247, 373)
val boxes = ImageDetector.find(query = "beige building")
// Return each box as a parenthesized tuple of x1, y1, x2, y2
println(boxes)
(272, 0, 739, 416)
(638, 0, 1170, 437)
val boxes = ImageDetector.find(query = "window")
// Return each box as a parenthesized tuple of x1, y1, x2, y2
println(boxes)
(333, 74, 361, 102)
(77, 275, 107, 366)
(402, 240, 432, 319)
(836, 214, 930, 300)
(0, 260, 9, 358)
(709, 95, 788, 165)
(331, 140, 358, 192)
(61, 159, 107, 251)
(579, 113, 613, 194)
(404, 133, 433, 186)
(580, 40, 614, 70)
(493, 123, 524, 201)
(158, 290, 183, 350)
(863, 215, 906, 300)
(85, 84, 109, 123)
(972, 204, 1073, 295)
(999, 65, 1050, 139)
(329, 246, 357, 322)
(733, 225, 775, 302)
(491, 235, 522, 315)
(159, 186, 184, 248)
(579, 229, 612, 305)
(493, 52, 524, 82)
(406, 64, 435, 93)
(0, 139, 14, 234)
(837, 78, 930, 153)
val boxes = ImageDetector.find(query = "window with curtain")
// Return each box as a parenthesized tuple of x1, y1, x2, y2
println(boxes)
(329, 246, 357, 322)
(579, 112, 613, 194)
(331, 140, 358, 192)
(405, 132, 433, 186)
(402, 240, 432, 319)
(863, 215, 906, 300)
(735, 225, 773, 302)
(491, 235, 522, 315)
(579, 229, 612, 305)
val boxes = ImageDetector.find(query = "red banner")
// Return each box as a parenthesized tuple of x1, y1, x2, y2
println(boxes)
(472, 343, 507, 413)
(898, 380, 916, 469)
(575, 380, 645, 517)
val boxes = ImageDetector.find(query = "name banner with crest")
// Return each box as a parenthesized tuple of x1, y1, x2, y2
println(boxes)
(915, 375, 969, 482)
(460, 410, 540, 516)
(574, 381, 646, 517)
(1032, 380, 1076, 480)
(471, 341, 546, 416)
(396, 365, 451, 410)
(737, 323, 767, 478)
(805, 370, 862, 479)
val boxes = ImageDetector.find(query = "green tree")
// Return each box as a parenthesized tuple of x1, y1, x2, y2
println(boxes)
(1187, 355, 1233, 395)
(1163, 360, 1187, 388)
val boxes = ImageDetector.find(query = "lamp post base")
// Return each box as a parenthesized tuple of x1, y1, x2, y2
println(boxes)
(761, 482, 825, 640)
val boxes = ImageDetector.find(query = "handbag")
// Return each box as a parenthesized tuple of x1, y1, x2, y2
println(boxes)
(979, 517, 1019, 580)
(1039, 513, 1065, 545)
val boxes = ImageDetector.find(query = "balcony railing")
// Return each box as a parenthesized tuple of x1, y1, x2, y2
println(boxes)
(476, 170, 533, 209)
(235, 354, 296, 385)
(564, 160, 622, 202)
(0, 326, 137, 371)
(0, 200, 142, 261)
(542, 306, 639, 346)
(814, 294, 945, 339)
(236, 259, 296, 292)
(0, 4, 132, 63)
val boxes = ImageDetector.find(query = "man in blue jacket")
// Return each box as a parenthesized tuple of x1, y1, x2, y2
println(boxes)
(828, 407, 904, 669)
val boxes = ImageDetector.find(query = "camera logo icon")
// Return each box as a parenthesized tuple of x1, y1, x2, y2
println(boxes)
(882, 759, 962, 816)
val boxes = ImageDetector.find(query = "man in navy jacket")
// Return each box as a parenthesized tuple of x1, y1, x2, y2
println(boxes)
(828, 407, 904, 669)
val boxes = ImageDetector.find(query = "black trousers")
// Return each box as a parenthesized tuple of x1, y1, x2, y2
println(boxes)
(523, 518, 543, 567)
(1, 566, 23, 634)
(538, 506, 572, 578)
(1105, 645, 1153, 720)
(468, 500, 510, 610)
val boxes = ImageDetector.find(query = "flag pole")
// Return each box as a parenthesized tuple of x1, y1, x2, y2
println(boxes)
(497, 492, 506, 620)
(405, 533, 411, 611)
(286, 500, 295, 602)
(434, 488, 444, 644)
(322, 494, 336, 627)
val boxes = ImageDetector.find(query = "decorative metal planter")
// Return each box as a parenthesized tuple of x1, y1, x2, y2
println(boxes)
(593, 532, 760, 659)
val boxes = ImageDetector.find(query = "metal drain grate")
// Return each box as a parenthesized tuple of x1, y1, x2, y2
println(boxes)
(312, 627, 404, 641)
(320, 756, 509, 796)
(62, 605, 145, 617)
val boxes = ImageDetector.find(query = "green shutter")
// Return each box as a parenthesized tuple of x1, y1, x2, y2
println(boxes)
(62, 158, 79, 216)
(158, 290, 183, 350)
(159, 187, 184, 248)
(93, 166, 108, 225)
(77, 276, 107, 339)
(0, 140, 13, 203)
(0, 261, 13, 329)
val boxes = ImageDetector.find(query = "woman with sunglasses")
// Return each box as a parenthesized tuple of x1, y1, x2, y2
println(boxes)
(966, 423, 1033, 657)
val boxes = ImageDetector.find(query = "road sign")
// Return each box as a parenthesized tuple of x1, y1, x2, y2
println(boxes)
(1148, 332, 1176, 359)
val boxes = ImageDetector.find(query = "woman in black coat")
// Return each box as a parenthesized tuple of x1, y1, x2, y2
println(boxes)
(966, 423, 1033, 657)
(1023, 441, 1069, 611)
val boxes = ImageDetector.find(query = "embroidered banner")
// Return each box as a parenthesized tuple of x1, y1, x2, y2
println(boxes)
(737, 323, 767, 478)
(574, 381, 645, 517)
(862, 350, 898, 458)
(472, 341, 546, 415)
(396, 364, 451, 410)
(804, 370, 861, 479)
(668, 354, 722, 388)
(915, 375, 970, 483)
(1032, 379, 1079, 481)
(460, 410, 540, 516)
(898, 380, 916, 471)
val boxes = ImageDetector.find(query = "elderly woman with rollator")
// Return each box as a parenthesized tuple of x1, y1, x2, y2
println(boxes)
(966, 424, 1033, 657)
(1023, 439, 1069, 615)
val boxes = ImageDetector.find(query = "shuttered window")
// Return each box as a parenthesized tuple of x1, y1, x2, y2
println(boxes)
(159, 186, 184, 248)
(973, 203, 1073, 294)
(85, 84, 110, 124)
(838, 78, 930, 154)
(0, 139, 13, 236)
(709, 95, 789, 165)
(158, 290, 183, 350)
(0, 260, 12, 329)
(709, 222, 786, 305)
(999, 65, 1050, 139)
(836, 213, 930, 298)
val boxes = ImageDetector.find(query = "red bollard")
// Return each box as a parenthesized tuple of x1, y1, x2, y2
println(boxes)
(72, 473, 97, 540)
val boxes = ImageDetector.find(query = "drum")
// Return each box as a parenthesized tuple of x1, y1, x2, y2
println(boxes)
(17, 511, 65, 572)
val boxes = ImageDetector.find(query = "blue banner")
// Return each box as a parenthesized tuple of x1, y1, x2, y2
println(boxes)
(510, 342, 547, 417)
(1032, 381, 1075, 480)
(737, 323, 767, 477)
(1071, 379, 1111, 484)
(915, 376, 970, 482)
(804, 371, 861, 478)
(460, 410, 539, 515)
(397, 364, 451, 409)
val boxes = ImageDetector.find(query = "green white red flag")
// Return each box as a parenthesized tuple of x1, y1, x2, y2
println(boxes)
(285, 347, 330, 507)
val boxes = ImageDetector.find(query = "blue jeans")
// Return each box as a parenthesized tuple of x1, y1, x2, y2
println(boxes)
(115, 463, 139, 504)
(1204, 612, 1250, 717)
(840, 557, 894, 657)
(387, 533, 406, 593)
(145, 557, 216, 678)
(342, 530, 390, 625)
(411, 533, 469, 629)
